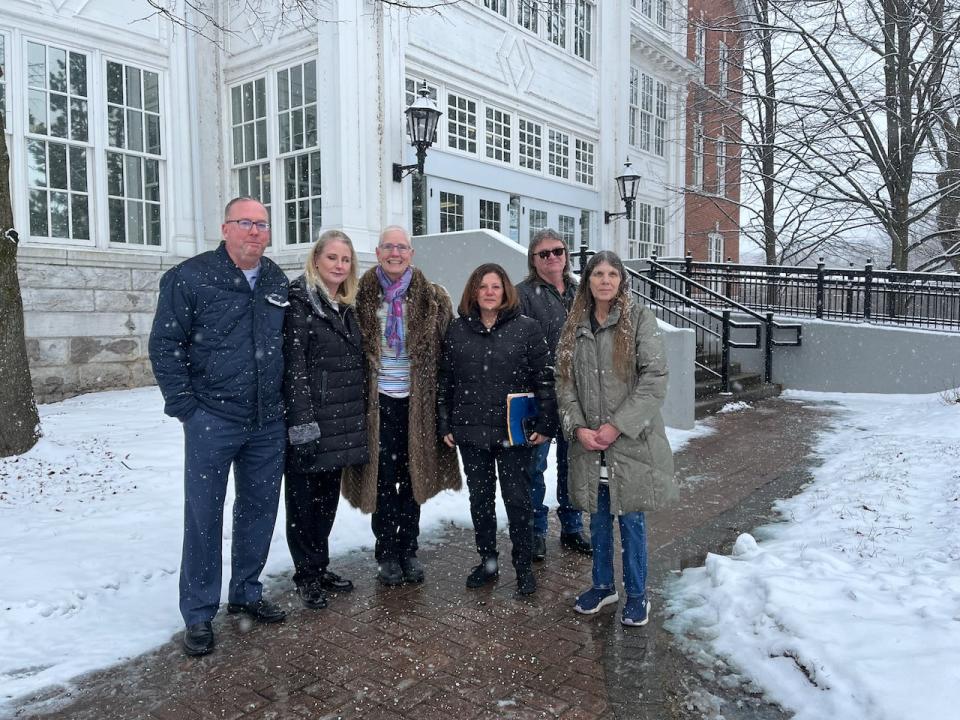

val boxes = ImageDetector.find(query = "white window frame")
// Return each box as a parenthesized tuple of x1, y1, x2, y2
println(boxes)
(446, 90, 478, 155)
(716, 136, 726, 197)
(276, 58, 321, 247)
(518, 116, 542, 172)
(229, 76, 271, 215)
(484, 104, 512, 164)
(573, 0, 594, 62)
(547, 0, 567, 49)
(548, 128, 569, 179)
(481, 0, 508, 16)
(695, 22, 706, 81)
(718, 42, 729, 98)
(0, 32, 9, 129)
(693, 113, 704, 189)
(655, 81, 667, 157)
(708, 231, 723, 263)
(657, 0, 668, 29)
(439, 189, 465, 232)
(628, 66, 639, 147)
(575, 138, 594, 186)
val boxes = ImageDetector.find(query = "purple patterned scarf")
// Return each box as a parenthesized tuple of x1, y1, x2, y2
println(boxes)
(376, 266, 412, 355)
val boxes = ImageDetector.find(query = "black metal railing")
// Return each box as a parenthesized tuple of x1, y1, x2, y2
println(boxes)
(574, 247, 764, 392)
(655, 256, 960, 332)
(644, 256, 802, 384)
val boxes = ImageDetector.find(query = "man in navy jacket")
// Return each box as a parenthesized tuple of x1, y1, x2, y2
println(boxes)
(149, 197, 289, 657)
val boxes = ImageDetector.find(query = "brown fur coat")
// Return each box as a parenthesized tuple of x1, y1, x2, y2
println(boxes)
(341, 266, 462, 513)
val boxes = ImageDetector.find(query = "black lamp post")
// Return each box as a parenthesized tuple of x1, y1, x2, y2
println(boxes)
(392, 81, 442, 182)
(604, 158, 642, 223)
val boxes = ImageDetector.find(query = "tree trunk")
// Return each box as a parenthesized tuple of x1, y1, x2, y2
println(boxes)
(0, 114, 42, 457)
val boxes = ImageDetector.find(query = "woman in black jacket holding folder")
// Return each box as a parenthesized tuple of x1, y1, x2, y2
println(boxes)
(438, 263, 556, 596)
(283, 230, 368, 611)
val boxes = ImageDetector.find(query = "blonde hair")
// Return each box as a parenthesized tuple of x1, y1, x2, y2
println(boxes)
(303, 230, 359, 305)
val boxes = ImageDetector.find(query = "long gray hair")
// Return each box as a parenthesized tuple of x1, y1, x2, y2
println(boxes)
(555, 251, 635, 382)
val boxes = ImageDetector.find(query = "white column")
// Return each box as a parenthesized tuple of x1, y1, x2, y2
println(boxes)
(317, 0, 392, 253)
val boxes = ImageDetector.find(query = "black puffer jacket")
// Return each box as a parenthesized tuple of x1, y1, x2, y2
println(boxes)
(282, 276, 368, 473)
(438, 306, 557, 448)
(516, 275, 577, 365)
(149, 242, 288, 425)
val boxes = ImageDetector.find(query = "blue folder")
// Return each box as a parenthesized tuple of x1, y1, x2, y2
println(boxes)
(506, 392, 537, 447)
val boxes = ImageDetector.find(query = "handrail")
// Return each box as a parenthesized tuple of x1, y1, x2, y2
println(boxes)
(648, 255, 803, 345)
(574, 247, 763, 392)
(655, 256, 960, 332)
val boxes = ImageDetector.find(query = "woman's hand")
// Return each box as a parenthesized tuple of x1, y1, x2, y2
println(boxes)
(595, 423, 621, 447)
(576, 427, 609, 451)
(443, 433, 456, 448)
(528, 432, 550, 446)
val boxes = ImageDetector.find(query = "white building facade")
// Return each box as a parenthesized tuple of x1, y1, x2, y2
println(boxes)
(3, 0, 691, 401)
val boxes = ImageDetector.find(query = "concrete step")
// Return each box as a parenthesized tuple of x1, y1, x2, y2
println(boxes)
(695, 381, 783, 418)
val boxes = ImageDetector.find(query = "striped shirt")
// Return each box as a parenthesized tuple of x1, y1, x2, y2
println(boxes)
(377, 302, 411, 398)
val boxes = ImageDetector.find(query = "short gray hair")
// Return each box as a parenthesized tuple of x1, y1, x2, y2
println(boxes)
(379, 225, 411, 246)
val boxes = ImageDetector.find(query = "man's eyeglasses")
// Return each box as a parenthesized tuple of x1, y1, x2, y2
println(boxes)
(535, 247, 566, 260)
(380, 243, 412, 254)
(226, 219, 270, 232)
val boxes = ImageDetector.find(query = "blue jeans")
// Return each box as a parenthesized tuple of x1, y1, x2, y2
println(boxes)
(589, 484, 647, 600)
(529, 434, 582, 536)
(180, 407, 285, 626)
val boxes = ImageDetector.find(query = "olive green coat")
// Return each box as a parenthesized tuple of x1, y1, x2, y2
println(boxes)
(557, 302, 677, 515)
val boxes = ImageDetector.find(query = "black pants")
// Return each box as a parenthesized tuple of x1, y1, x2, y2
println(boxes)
(459, 443, 534, 570)
(371, 394, 420, 562)
(284, 468, 341, 587)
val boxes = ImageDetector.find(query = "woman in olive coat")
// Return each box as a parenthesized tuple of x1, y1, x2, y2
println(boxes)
(283, 230, 368, 610)
(555, 250, 676, 627)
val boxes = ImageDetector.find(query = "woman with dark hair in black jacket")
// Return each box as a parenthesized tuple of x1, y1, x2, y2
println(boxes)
(438, 263, 557, 596)
(283, 230, 368, 610)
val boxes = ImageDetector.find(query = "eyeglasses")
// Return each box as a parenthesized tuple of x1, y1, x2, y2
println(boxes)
(226, 219, 270, 232)
(535, 247, 566, 260)
(379, 243, 412, 254)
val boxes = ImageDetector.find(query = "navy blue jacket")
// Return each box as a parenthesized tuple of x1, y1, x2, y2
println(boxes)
(148, 243, 289, 425)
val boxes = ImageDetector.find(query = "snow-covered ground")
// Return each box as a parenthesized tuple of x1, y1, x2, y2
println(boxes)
(0, 386, 706, 711)
(666, 389, 960, 720)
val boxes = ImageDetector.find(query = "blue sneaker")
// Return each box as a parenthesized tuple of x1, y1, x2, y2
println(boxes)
(621, 597, 651, 626)
(574, 587, 618, 614)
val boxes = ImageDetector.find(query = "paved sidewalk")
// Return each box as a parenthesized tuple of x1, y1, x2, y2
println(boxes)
(13, 397, 830, 720)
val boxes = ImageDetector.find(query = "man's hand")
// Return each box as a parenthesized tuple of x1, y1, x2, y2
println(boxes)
(443, 433, 456, 448)
(528, 432, 550, 446)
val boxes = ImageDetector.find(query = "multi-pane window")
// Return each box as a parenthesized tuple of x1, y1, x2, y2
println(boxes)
(627, 202, 652, 259)
(579, 210, 591, 250)
(278, 60, 320, 244)
(483, 0, 507, 16)
(655, 82, 667, 157)
(654, 206, 666, 256)
(708, 232, 723, 263)
(628, 67, 639, 147)
(440, 191, 464, 232)
(518, 1, 539, 33)
(718, 42, 729, 97)
(547, 0, 566, 48)
(519, 118, 542, 171)
(485, 106, 511, 163)
(26, 41, 90, 242)
(548, 129, 569, 179)
(0, 35, 7, 125)
(657, 0, 668, 28)
(230, 78, 270, 211)
(575, 139, 594, 186)
(640, 74, 653, 152)
(558, 214, 576, 250)
(447, 93, 477, 154)
(574, 1, 593, 61)
(277, 60, 317, 155)
(106, 60, 162, 245)
(695, 24, 706, 79)
(528, 208, 548, 240)
(693, 114, 704, 188)
(479, 199, 501, 232)
(716, 137, 727, 196)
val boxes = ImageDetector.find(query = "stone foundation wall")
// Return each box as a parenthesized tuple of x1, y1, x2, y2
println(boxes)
(17, 247, 176, 404)
(17, 246, 365, 405)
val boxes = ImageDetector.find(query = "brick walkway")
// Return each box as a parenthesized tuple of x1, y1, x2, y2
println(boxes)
(12, 397, 830, 720)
